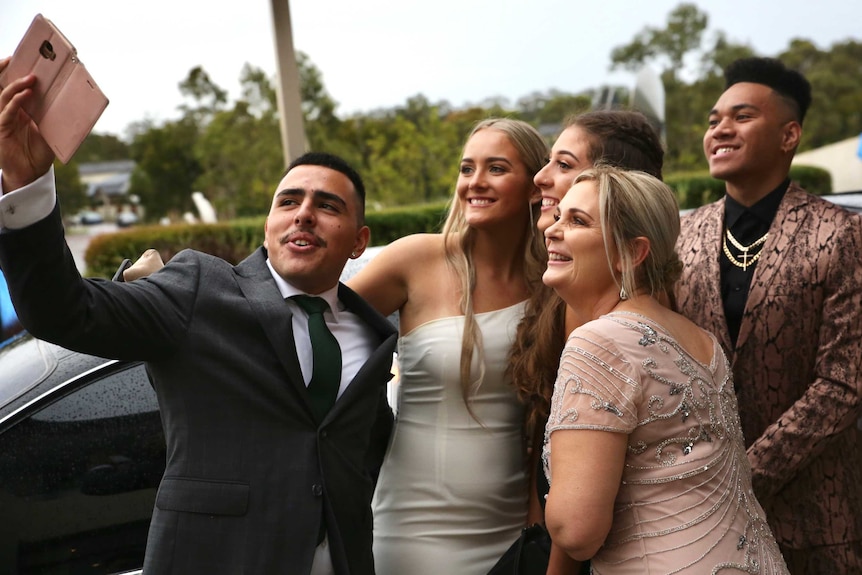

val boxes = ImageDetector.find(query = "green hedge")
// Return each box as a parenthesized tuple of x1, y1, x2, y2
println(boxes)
(85, 201, 451, 278)
(666, 164, 832, 209)
(85, 166, 832, 278)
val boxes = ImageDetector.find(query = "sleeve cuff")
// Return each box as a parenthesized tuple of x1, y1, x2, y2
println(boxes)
(0, 166, 57, 230)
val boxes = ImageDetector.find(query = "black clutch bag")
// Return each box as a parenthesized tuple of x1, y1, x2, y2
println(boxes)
(487, 523, 551, 575)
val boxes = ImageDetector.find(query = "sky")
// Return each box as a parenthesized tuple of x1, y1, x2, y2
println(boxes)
(2, 0, 860, 139)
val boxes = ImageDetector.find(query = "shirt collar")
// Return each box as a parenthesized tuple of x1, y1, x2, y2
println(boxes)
(724, 178, 790, 229)
(265, 258, 343, 322)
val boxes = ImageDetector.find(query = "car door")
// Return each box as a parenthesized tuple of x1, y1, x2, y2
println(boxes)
(0, 359, 163, 575)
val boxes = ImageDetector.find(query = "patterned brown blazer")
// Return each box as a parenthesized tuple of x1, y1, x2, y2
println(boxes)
(674, 182, 862, 549)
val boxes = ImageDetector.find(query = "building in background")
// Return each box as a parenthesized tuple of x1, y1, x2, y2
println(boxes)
(793, 135, 862, 193)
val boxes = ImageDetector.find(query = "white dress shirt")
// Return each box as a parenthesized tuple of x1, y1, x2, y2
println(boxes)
(0, 166, 57, 229)
(266, 259, 376, 399)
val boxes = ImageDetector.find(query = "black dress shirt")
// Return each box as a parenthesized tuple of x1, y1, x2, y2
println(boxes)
(721, 179, 789, 346)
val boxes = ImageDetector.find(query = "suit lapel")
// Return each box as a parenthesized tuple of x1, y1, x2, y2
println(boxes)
(234, 248, 317, 417)
(235, 255, 396, 426)
(322, 283, 397, 423)
(694, 200, 735, 354)
(736, 184, 808, 350)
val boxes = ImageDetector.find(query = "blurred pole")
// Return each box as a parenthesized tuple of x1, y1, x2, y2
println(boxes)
(270, 0, 308, 167)
(631, 66, 666, 145)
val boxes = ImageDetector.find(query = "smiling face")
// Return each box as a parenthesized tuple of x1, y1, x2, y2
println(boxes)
(704, 82, 800, 201)
(456, 128, 539, 230)
(263, 165, 369, 295)
(533, 125, 594, 234)
(542, 179, 617, 307)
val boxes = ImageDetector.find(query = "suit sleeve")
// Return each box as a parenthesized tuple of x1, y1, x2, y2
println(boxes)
(0, 202, 200, 360)
(746, 214, 862, 499)
(364, 380, 394, 485)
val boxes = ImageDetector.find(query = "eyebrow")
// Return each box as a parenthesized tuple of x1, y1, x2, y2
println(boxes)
(556, 150, 581, 163)
(276, 188, 348, 209)
(708, 103, 761, 117)
(562, 206, 592, 219)
(460, 156, 514, 166)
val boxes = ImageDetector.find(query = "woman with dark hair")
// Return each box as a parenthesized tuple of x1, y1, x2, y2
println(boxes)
(509, 111, 664, 493)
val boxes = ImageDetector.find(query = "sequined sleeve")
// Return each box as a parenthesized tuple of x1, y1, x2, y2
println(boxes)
(546, 322, 640, 436)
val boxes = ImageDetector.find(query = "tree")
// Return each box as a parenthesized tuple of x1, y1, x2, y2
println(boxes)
(516, 90, 592, 130)
(76, 133, 131, 162)
(177, 66, 229, 128)
(128, 118, 202, 220)
(779, 39, 862, 151)
(355, 96, 460, 207)
(610, 3, 708, 82)
(55, 160, 88, 216)
(186, 64, 283, 219)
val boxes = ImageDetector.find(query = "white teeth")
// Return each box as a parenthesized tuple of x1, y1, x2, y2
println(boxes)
(548, 253, 570, 262)
(469, 198, 493, 205)
(294, 240, 310, 246)
(715, 147, 735, 155)
(542, 198, 558, 208)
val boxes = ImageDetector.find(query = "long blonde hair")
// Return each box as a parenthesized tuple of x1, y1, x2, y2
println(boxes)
(440, 118, 548, 411)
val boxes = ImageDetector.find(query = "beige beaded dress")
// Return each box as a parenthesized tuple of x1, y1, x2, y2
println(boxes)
(544, 312, 789, 574)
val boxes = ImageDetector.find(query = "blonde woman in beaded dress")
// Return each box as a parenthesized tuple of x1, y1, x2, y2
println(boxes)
(541, 166, 788, 574)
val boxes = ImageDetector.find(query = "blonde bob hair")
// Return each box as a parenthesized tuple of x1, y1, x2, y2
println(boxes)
(574, 166, 683, 298)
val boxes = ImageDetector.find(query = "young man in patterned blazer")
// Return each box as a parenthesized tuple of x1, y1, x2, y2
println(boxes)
(674, 57, 862, 574)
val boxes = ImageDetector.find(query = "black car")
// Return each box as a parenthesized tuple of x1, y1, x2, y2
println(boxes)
(0, 335, 158, 575)
(0, 247, 388, 575)
(820, 191, 862, 213)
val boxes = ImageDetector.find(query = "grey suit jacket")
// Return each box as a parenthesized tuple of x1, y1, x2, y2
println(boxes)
(0, 204, 397, 575)
(674, 183, 862, 548)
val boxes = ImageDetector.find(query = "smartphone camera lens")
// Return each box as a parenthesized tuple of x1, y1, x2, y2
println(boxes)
(39, 41, 56, 61)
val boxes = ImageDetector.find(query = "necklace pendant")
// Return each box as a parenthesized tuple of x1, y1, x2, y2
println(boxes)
(724, 229, 768, 271)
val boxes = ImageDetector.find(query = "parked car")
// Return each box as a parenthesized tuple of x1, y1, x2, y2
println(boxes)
(72, 210, 105, 225)
(116, 212, 140, 228)
(0, 247, 387, 575)
(820, 191, 862, 213)
(0, 337, 158, 575)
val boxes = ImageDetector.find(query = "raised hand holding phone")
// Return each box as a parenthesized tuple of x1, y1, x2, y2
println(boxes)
(0, 57, 55, 193)
(0, 14, 108, 165)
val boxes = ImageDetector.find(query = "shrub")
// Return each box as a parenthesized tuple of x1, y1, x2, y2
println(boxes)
(85, 202, 451, 278)
(665, 164, 832, 209)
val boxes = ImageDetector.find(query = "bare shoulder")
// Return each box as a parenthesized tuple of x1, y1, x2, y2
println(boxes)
(348, 233, 446, 316)
(364, 234, 443, 277)
(380, 233, 444, 260)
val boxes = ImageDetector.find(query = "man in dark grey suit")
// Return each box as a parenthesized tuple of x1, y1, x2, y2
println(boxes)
(0, 60, 396, 575)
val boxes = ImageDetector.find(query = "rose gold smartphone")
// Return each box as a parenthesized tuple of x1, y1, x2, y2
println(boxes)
(0, 14, 109, 164)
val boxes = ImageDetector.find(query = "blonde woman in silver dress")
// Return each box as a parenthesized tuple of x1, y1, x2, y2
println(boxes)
(542, 166, 789, 574)
(348, 118, 548, 574)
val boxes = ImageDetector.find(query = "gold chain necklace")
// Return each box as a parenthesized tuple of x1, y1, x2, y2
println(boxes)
(723, 229, 769, 271)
